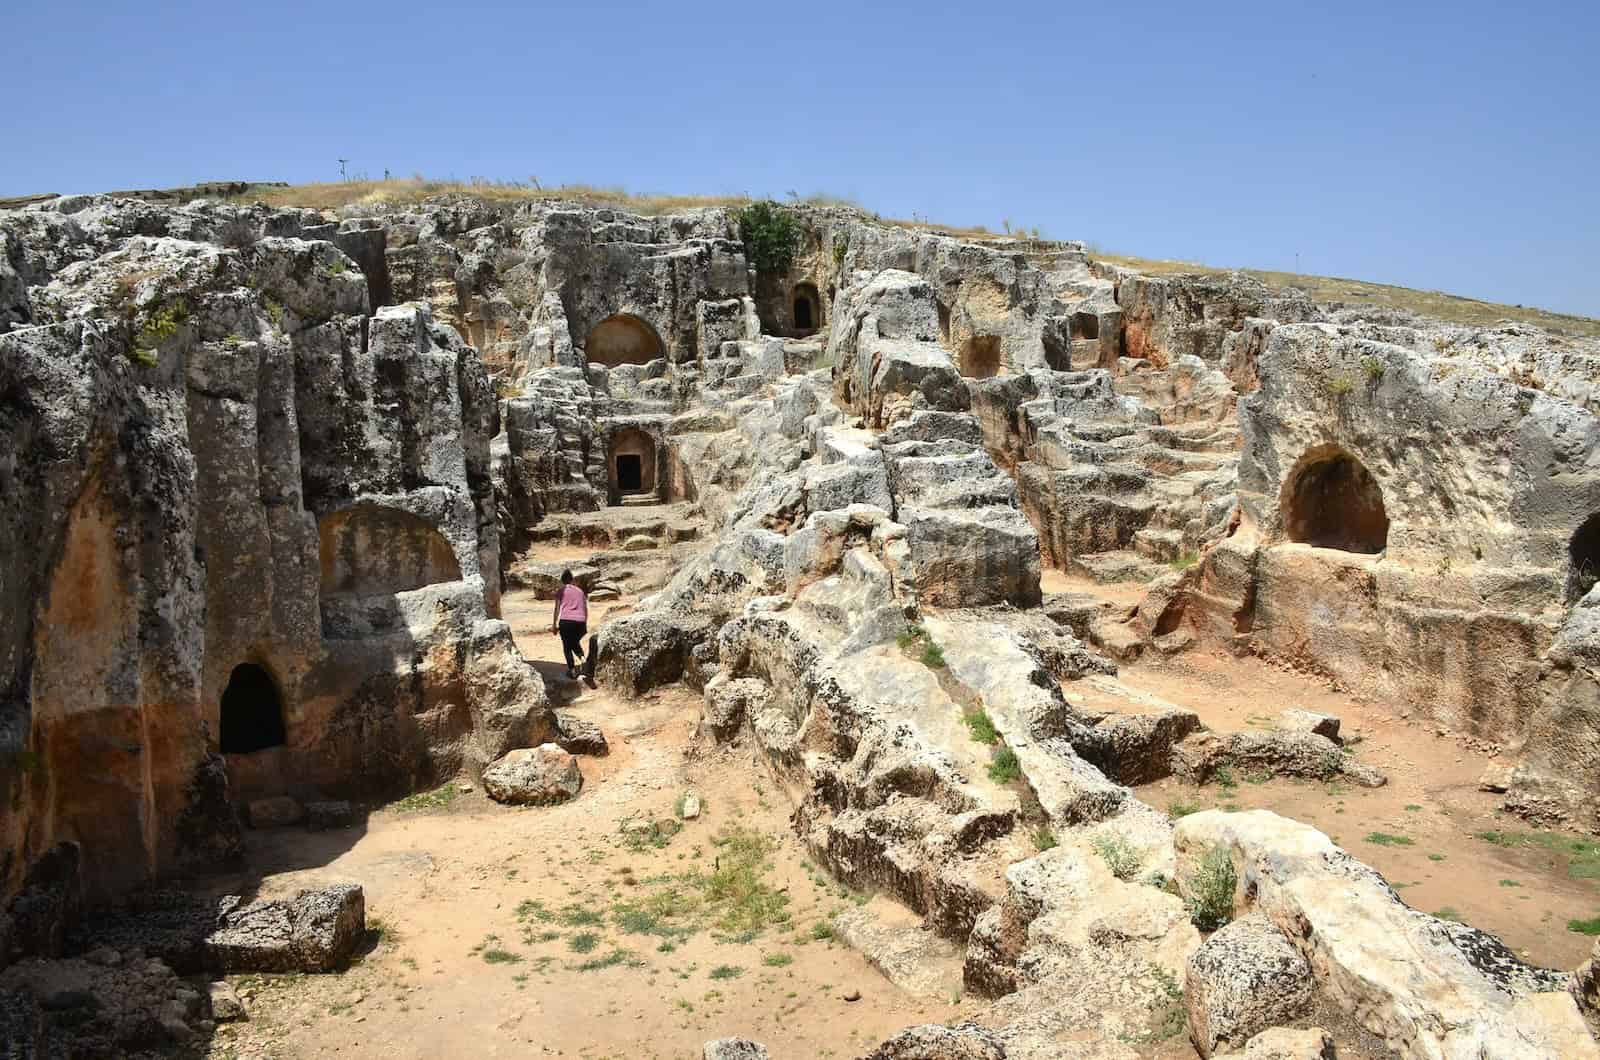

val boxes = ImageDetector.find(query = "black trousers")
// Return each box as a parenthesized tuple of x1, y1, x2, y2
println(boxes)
(558, 620, 587, 671)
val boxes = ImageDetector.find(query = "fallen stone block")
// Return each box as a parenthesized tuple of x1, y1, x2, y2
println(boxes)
(703, 1038, 769, 1059)
(858, 1021, 1007, 1059)
(1185, 912, 1313, 1056)
(305, 801, 354, 831)
(247, 796, 304, 829)
(69, 885, 366, 975)
(554, 712, 609, 756)
(1277, 708, 1341, 743)
(482, 744, 582, 805)
(206, 980, 246, 1022)
(206, 884, 365, 973)
(596, 612, 713, 694)
(4, 842, 81, 964)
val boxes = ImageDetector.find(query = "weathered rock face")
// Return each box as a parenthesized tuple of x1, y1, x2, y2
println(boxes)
(0, 197, 553, 906)
(1156, 320, 1600, 822)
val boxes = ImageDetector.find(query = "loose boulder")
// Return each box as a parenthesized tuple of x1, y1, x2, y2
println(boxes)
(1243, 1027, 1336, 1059)
(482, 745, 583, 805)
(703, 1038, 769, 1059)
(554, 712, 609, 757)
(206, 884, 366, 973)
(858, 1022, 1008, 1059)
(1185, 912, 1313, 1056)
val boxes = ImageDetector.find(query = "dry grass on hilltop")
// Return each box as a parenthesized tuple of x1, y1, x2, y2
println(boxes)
(230, 178, 1600, 337)
(1093, 251, 1600, 338)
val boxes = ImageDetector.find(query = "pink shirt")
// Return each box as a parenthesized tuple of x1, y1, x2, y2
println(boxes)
(556, 584, 588, 623)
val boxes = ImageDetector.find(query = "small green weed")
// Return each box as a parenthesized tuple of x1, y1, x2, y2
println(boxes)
(1360, 355, 1385, 380)
(393, 784, 458, 813)
(1093, 832, 1144, 881)
(482, 948, 522, 965)
(963, 709, 999, 745)
(1031, 826, 1057, 851)
(1326, 376, 1355, 396)
(1365, 832, 1414, 846)
(1435, 907, 1463, 923)
(709, 964, 743, 980)
(1169, 799, 1201, 818)
(1569, 916, 1600, 935)
(568, 932, 600, 954)
(762, 952, 793, 967)
(1184, 847, 1237, 932)
(987, 746, 1022, 784)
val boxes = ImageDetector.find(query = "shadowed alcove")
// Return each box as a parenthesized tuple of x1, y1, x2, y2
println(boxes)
(585, 313, 665, 368)
(1281, 445, 1389, 554)
(792, 282, 821, 334)
(959, 335, 1002, 379)
(1567, 513, 1600, 603)
(609, 427, 657, 502)
(220, 663, 287, 754)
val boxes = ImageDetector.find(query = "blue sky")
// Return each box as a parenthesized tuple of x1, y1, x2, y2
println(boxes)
(7, 0, 1597, 316)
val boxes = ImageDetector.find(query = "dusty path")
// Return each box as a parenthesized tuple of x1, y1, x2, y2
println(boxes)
(205, 588, 953, 1060)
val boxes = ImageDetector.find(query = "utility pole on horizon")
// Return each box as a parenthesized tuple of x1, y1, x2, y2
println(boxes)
(338, 159, 349, 182)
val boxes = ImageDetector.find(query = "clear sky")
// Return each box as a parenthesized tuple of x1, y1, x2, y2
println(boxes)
(6, 0, 1597, 316)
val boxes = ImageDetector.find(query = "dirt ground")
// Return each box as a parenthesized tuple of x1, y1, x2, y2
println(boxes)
(204, 585, 954, 1060)
(203, 561, 1598, 1059)
(1077, 626, 1600, 971)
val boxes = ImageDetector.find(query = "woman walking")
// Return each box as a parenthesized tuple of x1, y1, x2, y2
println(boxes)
(550, 570, 589, 680)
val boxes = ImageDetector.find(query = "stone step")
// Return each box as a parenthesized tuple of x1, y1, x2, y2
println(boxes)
(1133, 528, 1185, 563)
(1066, 550, 1169, 585)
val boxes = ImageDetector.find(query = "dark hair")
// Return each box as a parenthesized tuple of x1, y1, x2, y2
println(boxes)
(560, 569, 573, 585)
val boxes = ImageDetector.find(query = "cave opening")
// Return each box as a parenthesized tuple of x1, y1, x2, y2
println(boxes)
(220, 663, 287, 755)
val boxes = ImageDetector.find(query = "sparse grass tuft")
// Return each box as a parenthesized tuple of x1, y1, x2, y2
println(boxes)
(1168, 551, 1200, 571)
(897, 624, 949, 670)
(481, 948, 522, 965)
(393, 783, 459, 813)
(1435, 906, 1464, 923)
(702, 827, 791, 936)
(1326, 376, 1356, 397)
(1365, 832, 1414, 846)
(1168, 799, 1201, 819)
(1093, 832, 1144, 881)
(1569, 916, 1600, 935)
(762, 952, 794, 967)
(1474, 829, 1600, 879)
(1184, 847, 1237, 932)
(987, 746, 1022, 785)
(567, 932, 600, 954)
(1031, 826, 1057, 851)
(963, 708, 999, 745)
(708, 964, 744, 980)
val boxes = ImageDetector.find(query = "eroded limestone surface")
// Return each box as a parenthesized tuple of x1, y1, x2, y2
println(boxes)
(5, 190, 1600, 1058)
